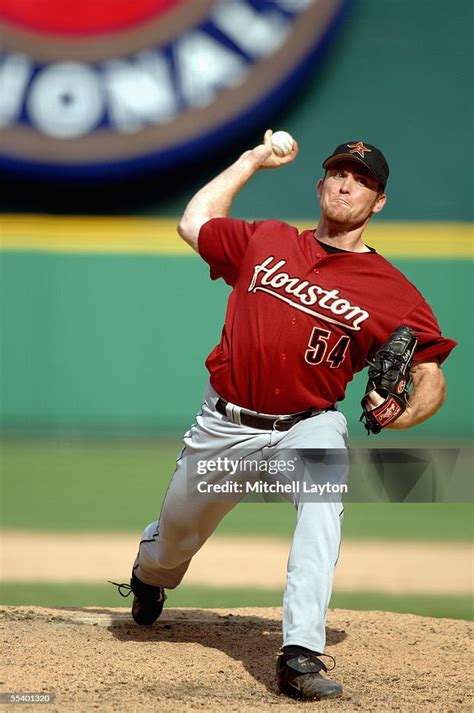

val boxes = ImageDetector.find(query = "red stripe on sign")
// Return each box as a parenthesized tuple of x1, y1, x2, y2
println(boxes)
(0, 0, 185, 36)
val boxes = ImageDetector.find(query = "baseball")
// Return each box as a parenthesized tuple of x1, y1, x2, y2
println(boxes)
(271, 130, 295, 157)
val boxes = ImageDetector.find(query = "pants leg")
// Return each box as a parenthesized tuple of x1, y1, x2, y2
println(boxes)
(273, 410, 349, 653)
(133, 385, 269, 588)
(133, 463, 238, 588)
(282, 500, 345, 652)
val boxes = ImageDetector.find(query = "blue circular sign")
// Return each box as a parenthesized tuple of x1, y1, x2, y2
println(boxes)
(0, 0, 350, 181)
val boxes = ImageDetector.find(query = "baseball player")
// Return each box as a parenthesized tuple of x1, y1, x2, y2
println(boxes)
(116, 131, 456, 701)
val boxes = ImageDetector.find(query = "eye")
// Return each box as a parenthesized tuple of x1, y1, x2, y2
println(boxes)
(357, 176, 368, 186)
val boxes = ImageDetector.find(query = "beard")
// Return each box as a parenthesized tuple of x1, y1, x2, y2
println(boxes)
(322, 196, 373, 229)
(323, 199, 353, 226)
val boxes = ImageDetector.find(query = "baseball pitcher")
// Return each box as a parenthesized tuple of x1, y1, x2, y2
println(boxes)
(114, 131, 456, 701)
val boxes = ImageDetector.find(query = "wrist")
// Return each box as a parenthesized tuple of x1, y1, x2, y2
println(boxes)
(386, 406, 416, 429)
(239, 149, 265, 173)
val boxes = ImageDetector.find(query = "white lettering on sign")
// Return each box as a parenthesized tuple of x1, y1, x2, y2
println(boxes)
(104, 50, 178, 133)
(0, 0, 318, 138)
(175, 31, 247, 108)
(212, 0, 289, 58)
(27, 62, 103, 138)
(0, 53, 32, 127)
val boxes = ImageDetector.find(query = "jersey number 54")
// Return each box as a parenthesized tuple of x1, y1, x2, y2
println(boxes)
(304, 327, 350, 368)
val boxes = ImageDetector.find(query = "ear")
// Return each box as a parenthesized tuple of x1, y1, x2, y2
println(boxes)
(372, 192, 387, 214)
(317, 177, 324, 199)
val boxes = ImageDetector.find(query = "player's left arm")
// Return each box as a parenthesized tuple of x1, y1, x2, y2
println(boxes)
(386, 360, 446, 429)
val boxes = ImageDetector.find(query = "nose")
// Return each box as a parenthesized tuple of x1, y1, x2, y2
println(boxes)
(339, 174, 353, 193)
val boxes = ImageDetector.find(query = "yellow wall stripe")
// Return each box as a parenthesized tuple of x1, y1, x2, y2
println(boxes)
(0, 215, 472, 258)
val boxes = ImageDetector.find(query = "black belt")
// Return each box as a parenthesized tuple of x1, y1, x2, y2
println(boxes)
(216, 398, 336, 432)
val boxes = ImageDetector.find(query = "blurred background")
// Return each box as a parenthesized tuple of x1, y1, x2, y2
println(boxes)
(1, 0, 472, 619)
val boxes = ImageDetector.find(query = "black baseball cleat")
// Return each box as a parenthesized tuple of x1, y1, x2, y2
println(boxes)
(108, 573, 166, 626)
(130, 573, 166, 625)
(276, 647, 343, 701)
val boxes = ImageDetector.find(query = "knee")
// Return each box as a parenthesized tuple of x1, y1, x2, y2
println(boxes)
(139, 539, 192, 572)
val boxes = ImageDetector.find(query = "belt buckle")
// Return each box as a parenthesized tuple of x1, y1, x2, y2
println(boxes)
(273, 416, 294, 432)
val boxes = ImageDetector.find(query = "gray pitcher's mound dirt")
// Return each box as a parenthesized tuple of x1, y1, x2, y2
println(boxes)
(1, 606, 472, 712)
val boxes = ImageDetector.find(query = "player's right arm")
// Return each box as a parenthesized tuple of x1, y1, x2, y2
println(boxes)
(177, 130, 298, 253)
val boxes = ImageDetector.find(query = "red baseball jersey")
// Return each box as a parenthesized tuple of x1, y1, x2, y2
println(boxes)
(198, 219, 457, 414)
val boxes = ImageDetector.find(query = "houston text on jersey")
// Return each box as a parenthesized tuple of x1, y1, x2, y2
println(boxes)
(248, 256, 369, 330)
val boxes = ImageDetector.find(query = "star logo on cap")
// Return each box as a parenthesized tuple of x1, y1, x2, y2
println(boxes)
(347, 141, 371, 158)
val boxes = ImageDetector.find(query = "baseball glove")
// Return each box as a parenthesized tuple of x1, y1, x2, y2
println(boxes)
(360, 325, 418, 435)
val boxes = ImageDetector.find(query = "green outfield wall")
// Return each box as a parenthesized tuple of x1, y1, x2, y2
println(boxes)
(1, 244, 471, 438)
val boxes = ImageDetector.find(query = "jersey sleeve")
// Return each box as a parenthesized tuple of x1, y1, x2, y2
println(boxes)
(402, 299, 457, 364)
(198, 218, 263, 286)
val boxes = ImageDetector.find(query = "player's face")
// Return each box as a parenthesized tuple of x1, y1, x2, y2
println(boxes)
(317, 161, 386, 228)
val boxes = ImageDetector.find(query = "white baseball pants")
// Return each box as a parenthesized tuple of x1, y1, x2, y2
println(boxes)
(133, 382, 348, 653)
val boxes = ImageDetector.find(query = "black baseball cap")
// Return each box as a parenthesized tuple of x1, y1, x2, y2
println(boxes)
(322, 141, 389, 189)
